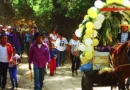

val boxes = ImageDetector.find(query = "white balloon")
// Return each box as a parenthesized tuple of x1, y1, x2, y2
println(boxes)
(75, 29, 82, 37)
(91, 30, 98, 37)
(86, 46, 93, 52)
(94, 0, 103, 8)
(94, 21, 102, 30)
(97, 14, 105, 23)
(78, 43, 87, 51)
(85, 38, 92, 46)
(123, 0, 129, 6)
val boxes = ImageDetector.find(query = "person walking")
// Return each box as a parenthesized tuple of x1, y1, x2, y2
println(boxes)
(0, 34, 13, 90)
(49, 29, 59, 67)
(28, 32, 50, 90)
(9, 48, 21, 89)
(49, 43, 57, 76)
(55, 33, 68, 66)
(69, 34, 80, 76)
(25, 30, 31, 55)
(11, 28, 21, 55)
(41, 31, 49, 47)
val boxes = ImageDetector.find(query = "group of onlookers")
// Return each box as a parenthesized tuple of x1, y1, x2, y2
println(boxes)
(0, 25, 81, 90)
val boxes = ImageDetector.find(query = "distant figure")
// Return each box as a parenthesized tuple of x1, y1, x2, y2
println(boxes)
(20, 31, 25, 58)
(49, 29, 57, 45)
(9, 47, 21, 89)
(11, 29, 21, 55)
(49, 29, 59, 67)
(28, 32, 50, 90)
(49, 43, 57, 76)
(41, 31, 49, 47)
(0, 34, 13, 89)
(69, 34, 80, 76)
(117, 21, 130, 43)
(25, 30, 31, 55)
(55, 33, 68, 66)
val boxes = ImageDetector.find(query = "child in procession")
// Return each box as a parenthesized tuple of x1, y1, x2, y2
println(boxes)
(49, 43, 57, 76)
(9, 48, 21, 89)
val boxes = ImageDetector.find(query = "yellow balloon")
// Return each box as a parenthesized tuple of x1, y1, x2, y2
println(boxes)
(83, 33, 91, 39)
(102, 2, 107, 7)
(115, 0, 123, 4)
(84, 15, 89, 20)
(87, 7, 98, 18)
(107, 0, 123, 4)
(93, 39, 99, 46)
(85, 51, 93, 60)
(81, 57, 89, 64)
(85, 29, 93, 35)
(86, 22, 94, 30)
(79, 24, 84, 31)
(106, 0, 114, 4)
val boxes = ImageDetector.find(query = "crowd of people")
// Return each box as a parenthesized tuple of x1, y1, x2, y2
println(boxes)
(0, 25, 81, 90)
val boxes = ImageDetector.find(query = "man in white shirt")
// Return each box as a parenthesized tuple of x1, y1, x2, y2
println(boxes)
(55, 33, 68, 66)
(0, 34, 13, 89)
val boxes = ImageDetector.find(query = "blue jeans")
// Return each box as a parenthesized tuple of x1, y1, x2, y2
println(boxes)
(33, 65, 45, 90)
(9, 67, 18, 88)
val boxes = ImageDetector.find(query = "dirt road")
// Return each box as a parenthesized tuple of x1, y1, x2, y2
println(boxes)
(6, 55, 117, 90)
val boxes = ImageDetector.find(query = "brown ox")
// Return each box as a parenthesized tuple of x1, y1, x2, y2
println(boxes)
(110, 41, 130, 90)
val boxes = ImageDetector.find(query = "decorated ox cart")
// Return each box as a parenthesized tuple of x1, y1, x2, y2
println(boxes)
(74, 0, 130, 90)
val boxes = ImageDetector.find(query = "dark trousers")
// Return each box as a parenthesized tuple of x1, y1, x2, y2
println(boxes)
(57, 50, 66, 66)
(26, 42, 30, 55)
(0, 62, 9, 89)
(21, 43, 25, 56)
(9, 67, 18, 88)
(70, 54, 80, 73)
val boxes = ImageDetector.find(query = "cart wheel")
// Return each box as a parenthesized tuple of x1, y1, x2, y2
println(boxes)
(81, 73, 93, 90)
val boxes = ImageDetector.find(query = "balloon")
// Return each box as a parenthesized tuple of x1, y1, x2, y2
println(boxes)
(78, 43, 87, 51)
(93, 39, 99, 46)
(115, 0, 123, 4)
(106, 0, 114, 4)
(83, 33, 91, 39)
(85, 51, 93, 60)
(81, 57, 90, 64)
(86, 46, 93, 52)
(84, 15, 89, 20)
(85, 28, 93, 35)
(75, 29, 82, 37)
(127, 2, 130, 7)
(102, 2, 107, 6)
(86, 22, 94, 30)
(94, 21, 102, 30)
(87, 7, 98, 18)
(85, 38, 92, 46)
(97, 14, 105, 23)
(79, 24, 84, 31)
(94, 0, 103, 8)
(123, 0, 130, 6)
(91, 30, 98, 37)
(106, 0, 123, 4)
